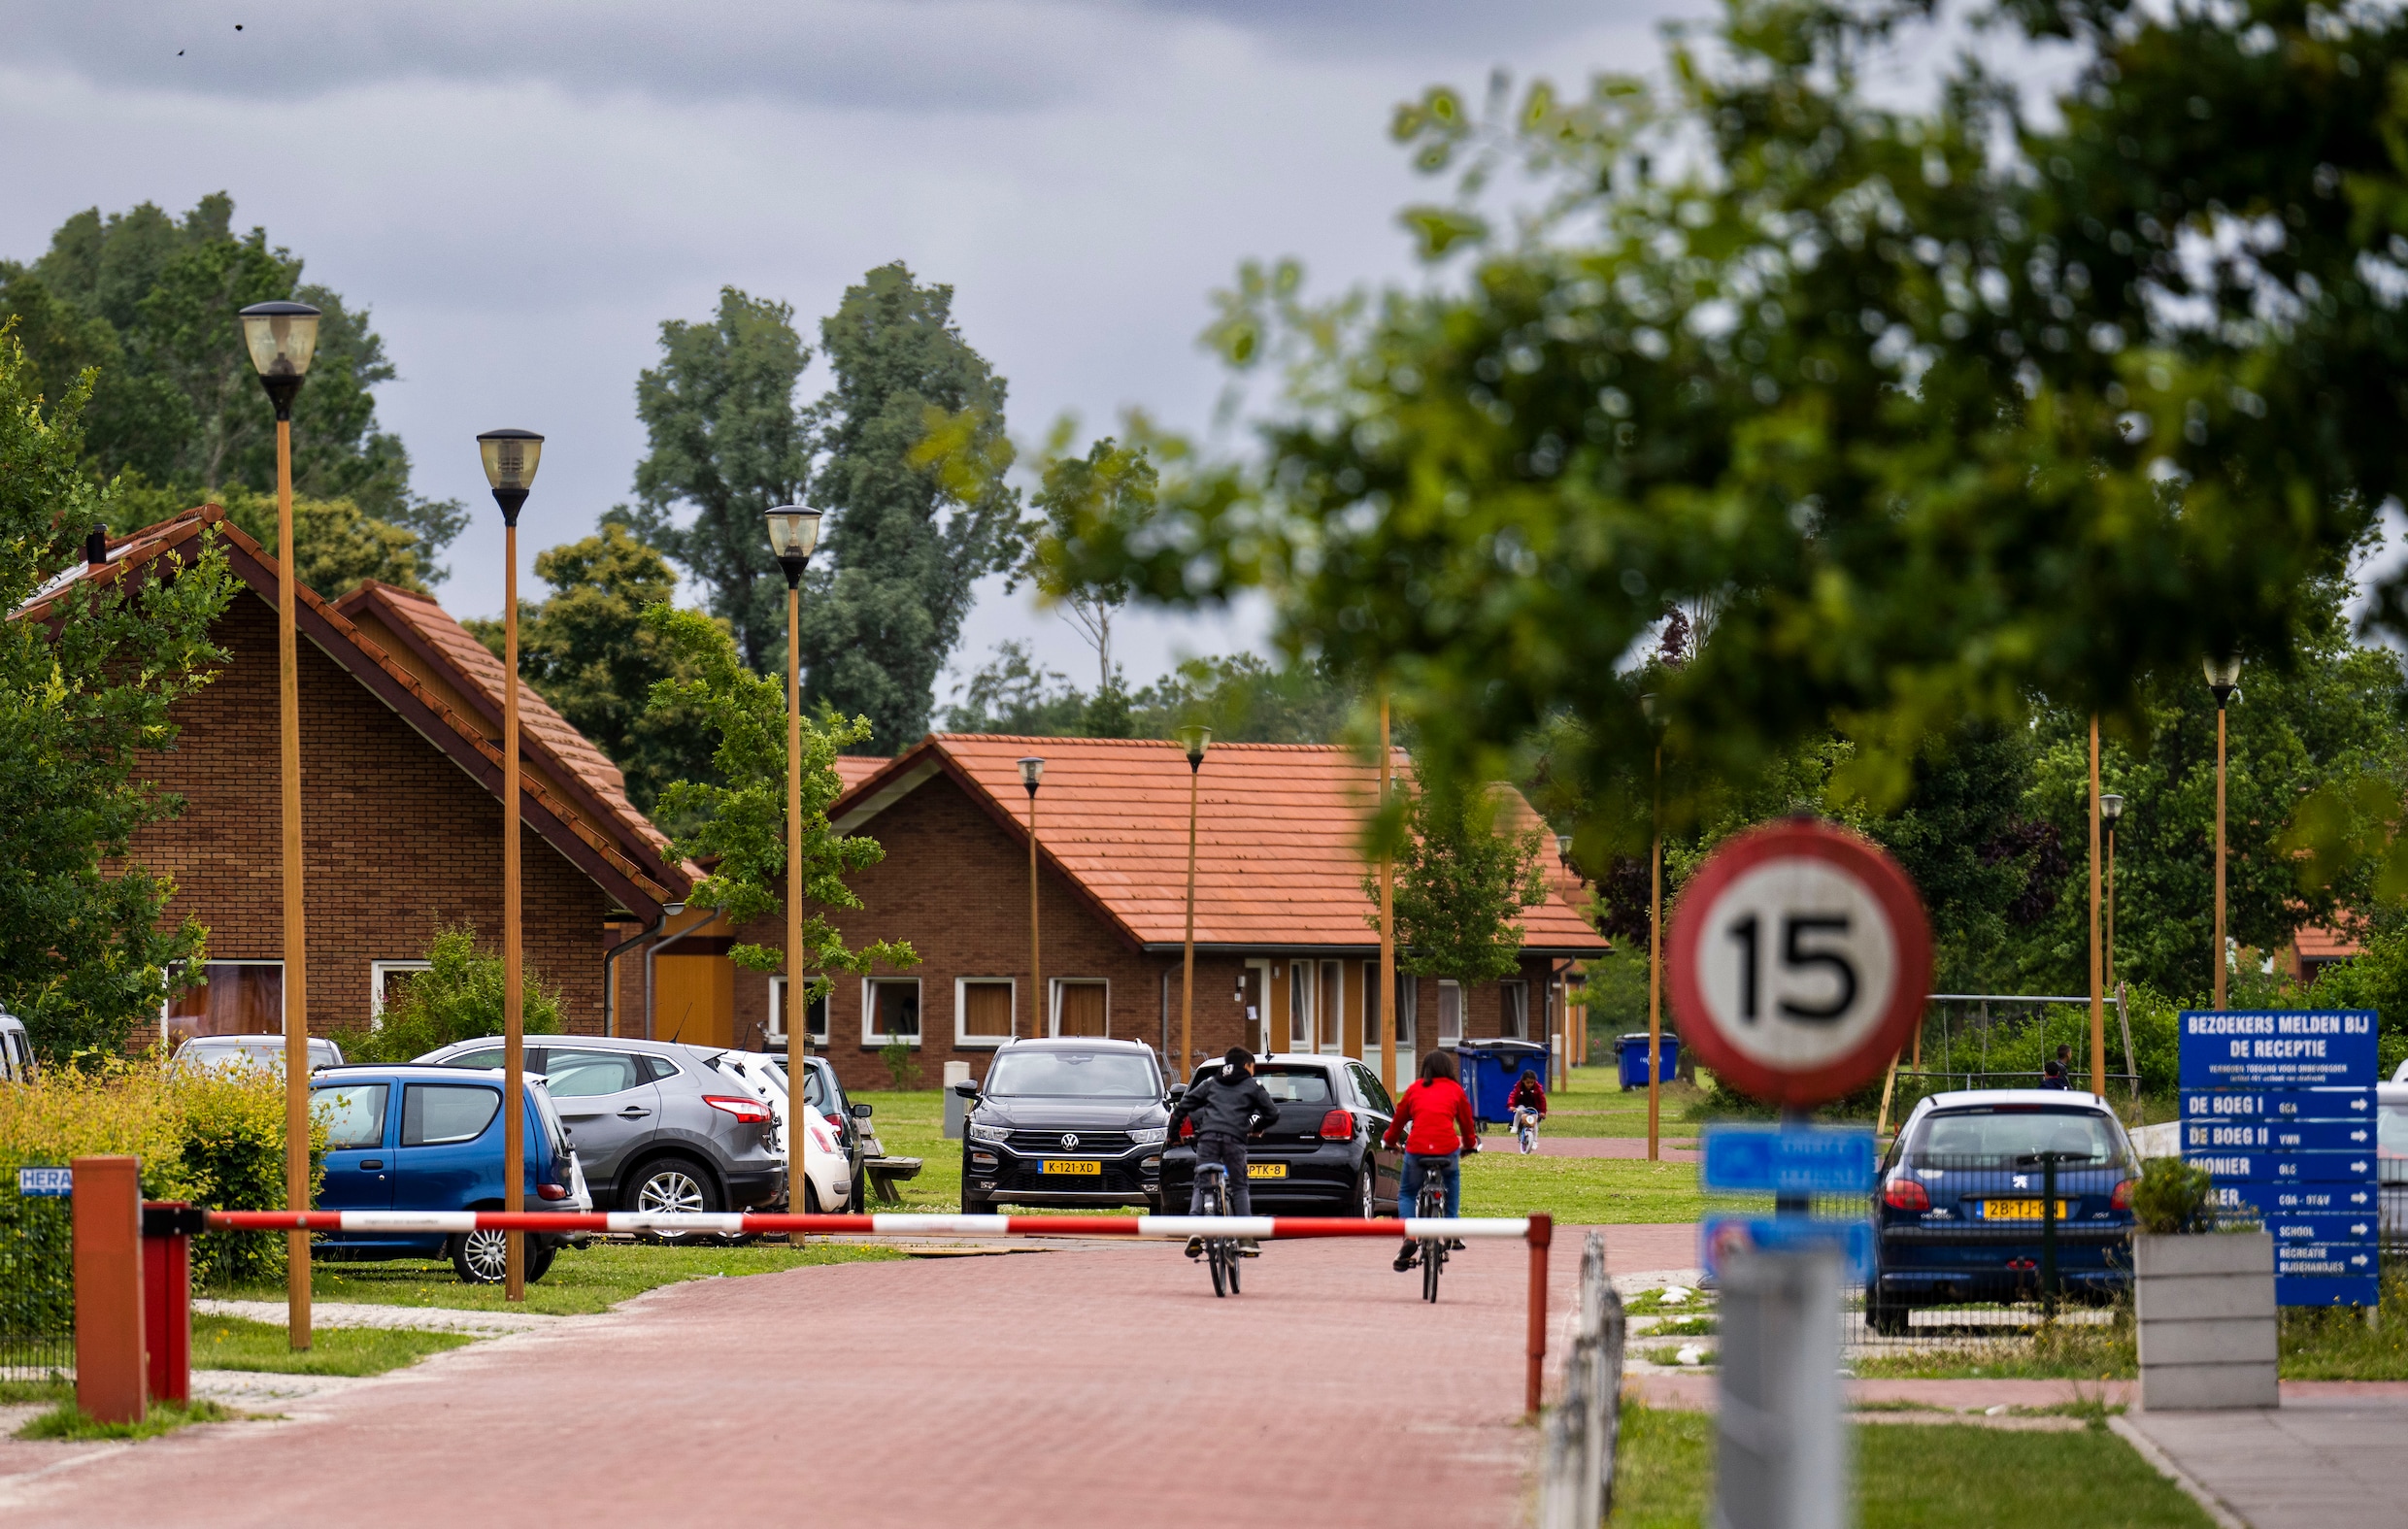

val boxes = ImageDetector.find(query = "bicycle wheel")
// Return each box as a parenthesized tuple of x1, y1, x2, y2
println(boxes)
(1227, 1245, 1242, 1295)
(1423, 1241, 1442, 1302)
(1210, 1239, 1229, 1297)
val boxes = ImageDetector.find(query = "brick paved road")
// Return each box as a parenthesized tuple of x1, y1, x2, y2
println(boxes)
(0, 1225, 1693, 1529)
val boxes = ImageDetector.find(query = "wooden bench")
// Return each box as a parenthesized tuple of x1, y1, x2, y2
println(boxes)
(863, 1156, 923, 1206)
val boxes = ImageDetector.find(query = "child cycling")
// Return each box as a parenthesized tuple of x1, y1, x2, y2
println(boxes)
(1507, 1068, 1548, 1150)
(1168, 1047, 1278, 1258)
(1383, 1049, 1480, 1273)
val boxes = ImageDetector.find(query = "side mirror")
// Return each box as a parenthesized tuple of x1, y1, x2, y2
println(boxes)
(1167, 1084, 1187, 1103)
(951, 1080, 980, 1100)
(850, 1101, 874, 1119)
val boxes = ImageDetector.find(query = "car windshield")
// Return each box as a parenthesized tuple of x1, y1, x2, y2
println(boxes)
(181, 1038, 339, 1072)
(1907, 1108, 2126, 1168)
(985, 1050, 1157, 1098)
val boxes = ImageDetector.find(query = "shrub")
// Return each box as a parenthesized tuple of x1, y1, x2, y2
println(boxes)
(342, 924, 565, 1063)
(174, 1062, 319, 1287)
(2130, 1156, 2217, 1235)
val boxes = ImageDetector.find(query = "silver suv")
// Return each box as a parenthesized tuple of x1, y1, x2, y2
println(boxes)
(416, 1036, 784, 1214)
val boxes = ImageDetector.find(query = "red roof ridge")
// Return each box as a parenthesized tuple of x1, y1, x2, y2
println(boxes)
(937, 733, 1381, 753)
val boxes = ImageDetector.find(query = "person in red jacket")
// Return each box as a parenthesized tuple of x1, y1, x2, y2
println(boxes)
(1383, 1048, 1479, 1273)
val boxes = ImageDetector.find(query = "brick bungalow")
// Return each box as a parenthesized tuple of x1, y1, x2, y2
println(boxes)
(696, 734, 1605, 1095)
(23, 508, 691, 1044)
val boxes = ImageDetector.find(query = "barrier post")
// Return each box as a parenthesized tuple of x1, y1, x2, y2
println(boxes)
(142, 1203, 202, 1406)
(1526, 1212, 1553, 1416)
(72, 1155, 145, 1425)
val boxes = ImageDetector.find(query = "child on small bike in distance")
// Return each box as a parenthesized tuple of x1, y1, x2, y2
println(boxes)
(1168, 1047, 1278, 1258)
(1508, 1068, 1548, 1150)
(1383, 1048, 1480, 1273)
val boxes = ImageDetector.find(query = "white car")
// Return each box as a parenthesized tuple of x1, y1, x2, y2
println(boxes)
(708, 1049, 851, 1213)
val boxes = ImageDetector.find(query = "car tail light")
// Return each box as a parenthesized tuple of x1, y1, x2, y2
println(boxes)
(704, 1094, 772, 1124)
(1883, 1178, 1930, 1212)
(824, 1112, 845, 1132)
(1319, 1109, 1355, 1141)
(1179, 1117, 1194, 1142)
(536, 1182, 569, 1201)
(2111, 1178, 2134, 1212)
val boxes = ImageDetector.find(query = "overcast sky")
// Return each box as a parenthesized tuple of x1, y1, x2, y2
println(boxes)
(0, 0, 1706, 704)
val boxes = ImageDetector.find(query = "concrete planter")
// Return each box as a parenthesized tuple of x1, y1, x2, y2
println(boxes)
(2134, 1229, 2278, 1411)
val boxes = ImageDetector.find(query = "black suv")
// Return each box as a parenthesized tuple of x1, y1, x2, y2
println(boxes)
(954, 1038, 1169, 1213)
(1160, 1053, 1401, 1217)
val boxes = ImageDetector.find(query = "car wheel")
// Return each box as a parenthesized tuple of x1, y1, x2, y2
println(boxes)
(961, 1190, 989, 1214)
(450, 1228, 511, 1285)
(625, 1156, 719, 1241)
(1351, 1166, 1376, 1219)
(525, 1240, 558, 1283)
(847, 1163, 868, 1213)
(1866, 1288, 1911, 1338)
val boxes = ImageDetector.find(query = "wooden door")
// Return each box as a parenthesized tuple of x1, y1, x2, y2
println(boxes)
(1055, 980, 1108, 1038)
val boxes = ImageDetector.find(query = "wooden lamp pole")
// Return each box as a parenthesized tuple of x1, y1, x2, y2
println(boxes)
(239, 299, 321, 1351)
(765, 506, 823, 1227)
(2089, 715, 2106, 1098)
(1642, 692, 1662, 1164)
(1379, 697, 1396, 1094)
(1179, 727, 1211, 1082)
(2205, 657, 2241, 1010)
(1019, 757, 1045, 1036)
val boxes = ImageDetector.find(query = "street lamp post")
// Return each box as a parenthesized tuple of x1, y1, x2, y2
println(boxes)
(2089, 715, 2105, 1099)
(1019, 756, 1045, 1036)
(478, 428, 543, 1302)
(1555, 835, 1579, 1089)
(766, 507, 821, 1229)
(239, 298, 320, 1351)
(1641, 693, 1663, 1164)
(2100, 793, 2125, 992)
(2205, 656, 2242, 1011)
(1178, 727, 1211, 1082)
(1378, 696, 1396, 1094)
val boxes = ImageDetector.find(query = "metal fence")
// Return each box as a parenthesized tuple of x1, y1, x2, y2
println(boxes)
(1538, 1232, 1625, 1529)
(0, 1176, 73, 1380)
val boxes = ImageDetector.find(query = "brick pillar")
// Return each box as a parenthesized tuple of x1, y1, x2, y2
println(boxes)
(72, 1155, 146, 1424)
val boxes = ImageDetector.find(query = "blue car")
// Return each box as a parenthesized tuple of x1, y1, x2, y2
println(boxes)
(309, 1064, 586, 1285)
(1868, 1089, 2138, 1334)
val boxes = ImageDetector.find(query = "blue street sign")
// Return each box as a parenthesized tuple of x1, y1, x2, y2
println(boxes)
(15, 1166, 69, 1198)
(2183, 1088, 2371, 1121)
(2212, 1181, 2378, 1217)
(2182, 1117, 2375, 1154)
(2187, 1149, 2375, 1183)
(2274, 1275, 2383, 1307)
(2258, 1212, 2381, 1245)
(2275, 1241, 2379, 1277)
(1700, 1125, 1876, 1196)
(1699, 1213, 1875, 1281)
(2178, 1011, 2378, 1089)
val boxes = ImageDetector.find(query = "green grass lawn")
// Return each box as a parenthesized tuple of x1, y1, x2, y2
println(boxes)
(1538, 1065, 1709, 1138)
(217, 1240, 906, 1315)
(16, 1398, 242, 1443)
(191, 1314, 471, 1376)
(1605, 1405, 2215, 1528)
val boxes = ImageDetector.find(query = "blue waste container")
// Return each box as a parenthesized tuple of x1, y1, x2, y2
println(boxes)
(1616, 1032, 1680, 1090)
(1455, 1040, 1552, 1126)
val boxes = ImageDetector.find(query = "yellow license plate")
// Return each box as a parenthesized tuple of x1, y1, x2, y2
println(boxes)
(1040, 1159, 1101, 1176)
(1247, 1163, 1287, 1180)
(1980, 1199, 2073, 1220)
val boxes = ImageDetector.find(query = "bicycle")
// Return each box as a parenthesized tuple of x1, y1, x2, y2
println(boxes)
(1415, 1171, 1449, 1304)
(1194, 1162, 1242, 1298)
(1513, 1106, 1541, 1155)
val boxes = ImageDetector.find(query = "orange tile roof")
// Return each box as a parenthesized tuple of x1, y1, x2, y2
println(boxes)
(2295, 919, 2363, 963)
(833, 734, 1607, 954)
(833, 756, 888, 793)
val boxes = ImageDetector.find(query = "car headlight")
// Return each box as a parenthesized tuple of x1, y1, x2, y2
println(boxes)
(1127, 1127, 1166, 1146)
(967, 1122, 1009, 1144)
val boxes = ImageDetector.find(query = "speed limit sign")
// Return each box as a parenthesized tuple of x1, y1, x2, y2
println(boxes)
(1668, 817, 1932, 1107)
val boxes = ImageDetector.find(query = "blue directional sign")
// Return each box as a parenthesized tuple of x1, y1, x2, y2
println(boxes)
(2181, 1010, 2380, 1306)
(1700, 1125, 1876, 1196)
(15, 1166, 69, 1198)
(1699, 1213, 1875, 1281)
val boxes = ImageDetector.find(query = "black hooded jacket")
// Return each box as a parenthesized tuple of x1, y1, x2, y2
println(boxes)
(1169, 1068, 1278, 1144)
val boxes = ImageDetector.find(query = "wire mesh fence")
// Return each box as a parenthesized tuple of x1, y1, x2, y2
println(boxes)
(0, 1176, 74, 1380)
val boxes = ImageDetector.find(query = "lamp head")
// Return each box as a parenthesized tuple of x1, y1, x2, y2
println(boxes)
(1555, 833, 1573, 863)
(1178, 724, 1212, 770)
(2203, 654, 2242, 705)
(477, 429, 545, 526)
(1638, 691, 1657, 724)
(764, 506, 823, 588)
(1017, 755, 1045, 794)
(2099, 792, 2124, 826)
(238, 300, 321, 416)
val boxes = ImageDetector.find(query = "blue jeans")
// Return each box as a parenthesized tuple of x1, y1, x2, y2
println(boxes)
(1399, 1151, 1460, 1230)
(1189, 1137, 1253, 1217)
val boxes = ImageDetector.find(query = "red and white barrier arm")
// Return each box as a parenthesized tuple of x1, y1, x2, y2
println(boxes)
(205, 1211, 1532, 1240)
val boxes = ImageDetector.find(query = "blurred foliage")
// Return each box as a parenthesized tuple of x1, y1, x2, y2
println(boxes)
(340, 925, 564, 1065)
(2132, 1156, 2217, 1235)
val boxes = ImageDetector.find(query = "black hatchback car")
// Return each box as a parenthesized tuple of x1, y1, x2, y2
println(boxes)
(1160, 1053, 1402, 1217)
(955, 1038, 1170, 1213)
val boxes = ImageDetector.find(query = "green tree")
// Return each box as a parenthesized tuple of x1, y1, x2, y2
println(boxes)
(640, 603, 916, 993)
(1024, 433, 1153, 695)
(0, 321, 236, 1061)
(798, 263, 1020, 752)
(1365, 775, 1551, 988)
(0, 194, 464, 576)
(342, 924, 567, 1063)
(622, 286, 814, 674)
(466, 522, 718, 815)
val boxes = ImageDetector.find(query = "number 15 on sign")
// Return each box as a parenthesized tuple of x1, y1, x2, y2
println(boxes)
(1670, 819, 1932, 1108)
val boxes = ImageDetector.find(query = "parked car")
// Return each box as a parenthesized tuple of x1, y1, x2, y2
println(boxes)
(310, 1064, 586, 1283)
(169, 1034, 347, 1077)
(0, 1012, 31, 1084)
(1158, 1052, 1402, 1217)
(415, 1035, 784, 1216)
(706, 1048, 853, 1213)
(1867, 1089, 2139, 1335)
(953, 1038, 1168, 1213)
(791, 1052, 878, 1210)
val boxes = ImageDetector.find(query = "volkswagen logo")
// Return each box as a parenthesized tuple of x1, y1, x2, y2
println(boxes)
(1060, 1133, 1080, 1149)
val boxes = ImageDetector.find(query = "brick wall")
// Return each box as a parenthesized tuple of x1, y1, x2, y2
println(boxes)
(129, 589, 614, 1042)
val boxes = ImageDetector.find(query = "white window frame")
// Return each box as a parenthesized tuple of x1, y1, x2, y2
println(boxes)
(1499, 980, 1529, 1041)
(1288, 964, 1314, 1053)
(954, 976, 1017, 1049)
(767, 977, 829, 1047)
(860, 977, 923, 1048)
(161, 959, 286, 1036)
(1318, 959, 1345, 1055)
(1437, 979, 1463, 1044)
(368, 960, 433, 1031)
(1245, 959, 1273, 1058)
(1048, 977, 1111, 1039)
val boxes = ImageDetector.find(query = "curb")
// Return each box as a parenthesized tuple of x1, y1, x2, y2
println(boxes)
(2106, 1414, 2250, 1529)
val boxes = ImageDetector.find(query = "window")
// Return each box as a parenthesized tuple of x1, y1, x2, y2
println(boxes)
(1362, 962, 1385, 1047)
(1499, 981, 1529, 1041)
(369, 961, 432, 1028)
(984, 1048, 1159, 1098)
(1288, 964, 1314, 1052)
(863, 978, 921, 1047)
(544, 1048, 645, 1098)
(1438, 980, 1463, 1044)
(1255, 1067, 1333, 1104)
(1053, 980, 1108, 1038)
(401, 1084, 500, 1147)
(1318, 961, 1343, 1052)
(442, 1047, 505, 1071)
(316, 1083, 387, 1151)
(1398, 974, 1419, 1047)
(957, 979, 1015, 1047)
(163, 961, 283, 1043)
(1348, 1061, 1394, 1115)
(768, 979, 828, 1047)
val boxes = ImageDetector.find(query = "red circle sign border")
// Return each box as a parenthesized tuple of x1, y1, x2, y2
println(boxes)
(1666, 817, 1933, 1108)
